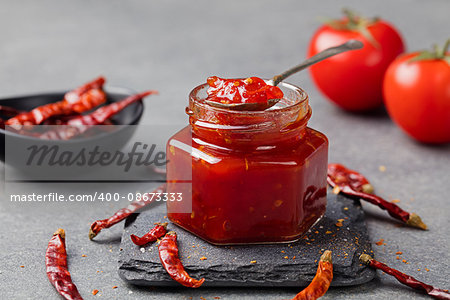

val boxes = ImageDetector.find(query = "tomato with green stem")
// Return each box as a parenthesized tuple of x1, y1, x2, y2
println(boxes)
(383, 40, 450, 144)
(308, 9, 405, 111)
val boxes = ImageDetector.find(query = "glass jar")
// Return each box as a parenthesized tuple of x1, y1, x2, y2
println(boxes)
(166, 80, 328, 245)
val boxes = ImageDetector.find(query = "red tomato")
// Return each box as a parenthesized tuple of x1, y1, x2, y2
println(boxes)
(308, 17, 405, 111)
(383, 52, 450, 144)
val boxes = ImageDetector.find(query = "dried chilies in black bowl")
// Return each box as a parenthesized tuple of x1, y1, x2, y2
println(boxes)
(40, 90, 157, 140)
(6, 76, 106, 126)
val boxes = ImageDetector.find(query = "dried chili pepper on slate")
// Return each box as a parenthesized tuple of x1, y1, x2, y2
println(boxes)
(360, 254, 450, 299)
(327, 163, 427, 230)
(89, 183, 166, 240)
(41, 90, 157, 140)
(46, 229, 83, 300)
(286, 250, 333, 300)
(130, 222, 168, 246)
(158, 231, 205, 288)
(6, 76, 106, 126)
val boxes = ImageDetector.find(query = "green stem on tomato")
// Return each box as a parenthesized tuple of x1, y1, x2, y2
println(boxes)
(410, 39, 450, 65)
(323, 8, 380, 49)
(439, 38, 450, 57)
(342, 8, 363, 28)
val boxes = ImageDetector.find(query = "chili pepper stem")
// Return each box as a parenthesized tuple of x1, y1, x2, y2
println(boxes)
(54, 228, 65, 238)
(156, 222, 169, 228)
(359, 254, 373, 265)
(406, 213, 428, 230)
(320, 250, 332, 263)
(361, 183, 374, 194)
(88, 228, 97, 240)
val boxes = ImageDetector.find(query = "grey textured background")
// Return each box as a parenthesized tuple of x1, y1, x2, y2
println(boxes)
(0, 0, 449, 299)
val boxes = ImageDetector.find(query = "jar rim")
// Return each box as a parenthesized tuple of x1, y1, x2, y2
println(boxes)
(189, 79, 309, 117)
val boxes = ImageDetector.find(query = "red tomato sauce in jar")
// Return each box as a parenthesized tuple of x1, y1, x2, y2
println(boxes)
(166, 80, 328, 245)
(206, 76, 284, 104)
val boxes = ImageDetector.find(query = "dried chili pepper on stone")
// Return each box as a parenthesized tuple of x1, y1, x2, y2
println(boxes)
(6, 76, 106, 126)
(41, 90, 157, 140)
(360, 254, 450, 300)
(130, 222, 168, 246)
(327, 163, 427, 230)
(158, 231, 205, 288)
(46, 229, 83, 300)
(286, 250, 333, 300)
(89, 183, 166, 240)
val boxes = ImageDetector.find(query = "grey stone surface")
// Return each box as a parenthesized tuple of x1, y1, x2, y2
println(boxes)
(118, 194, 375, 287)
(0, 0, 449, 299)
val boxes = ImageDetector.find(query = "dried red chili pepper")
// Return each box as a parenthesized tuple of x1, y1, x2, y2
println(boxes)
(130, 222, 168, 246)
(43, 115, 116, 126)
(6, 76, 106, 126)
(65, 90, 156, 126)
(63, 77, 106, 113)
(41, 90, 157, 140)
(360, 254, 450, 300)
(286, 250, 333, 300)
(0, 105, 24, 129)
(158, 231, 205, 288)
(46, 229, 83, 300)
(42, 114, 81, 125)
(0, 105, 23, 117)
(89, 183, 166, 240)
(327, 163, 427, 230)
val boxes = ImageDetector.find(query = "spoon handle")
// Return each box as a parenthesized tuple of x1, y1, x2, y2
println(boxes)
(272, 40, 364, 86)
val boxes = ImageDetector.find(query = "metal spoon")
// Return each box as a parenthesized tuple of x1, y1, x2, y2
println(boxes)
(205, 39, 363, 111)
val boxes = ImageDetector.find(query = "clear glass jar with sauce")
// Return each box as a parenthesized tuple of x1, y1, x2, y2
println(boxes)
(166, 80, 328, 245)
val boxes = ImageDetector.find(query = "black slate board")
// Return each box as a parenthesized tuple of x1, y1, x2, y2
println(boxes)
(118, 193, 375, 287)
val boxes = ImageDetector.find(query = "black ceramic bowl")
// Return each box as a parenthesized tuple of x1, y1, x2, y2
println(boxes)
(0, 87, 144, 165)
